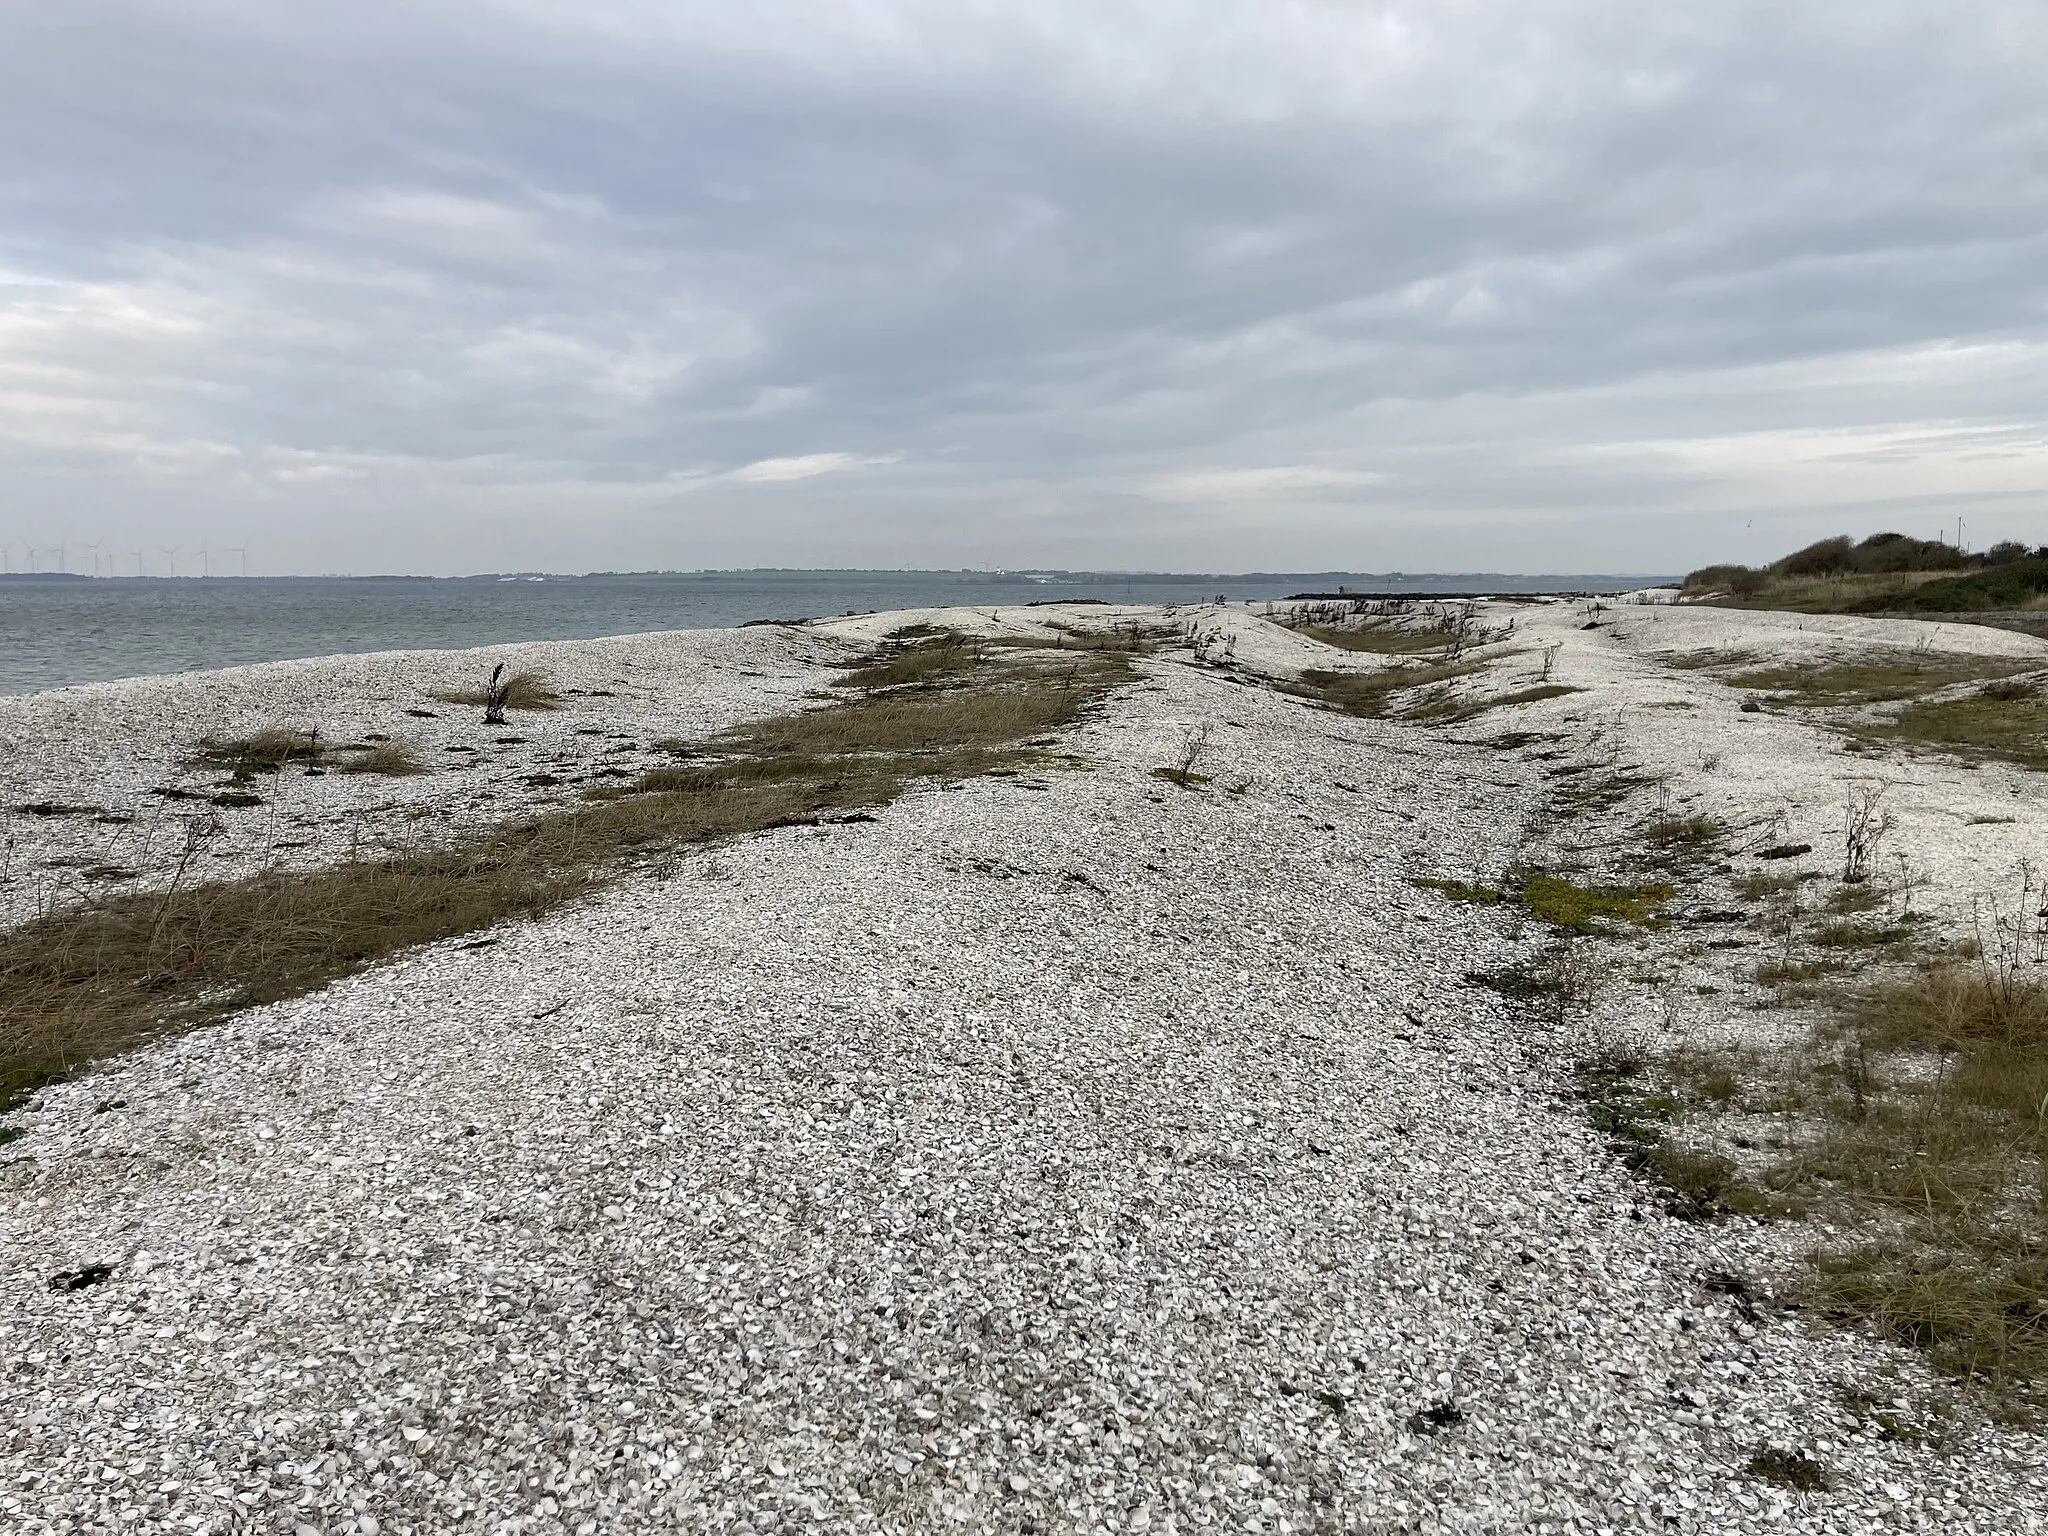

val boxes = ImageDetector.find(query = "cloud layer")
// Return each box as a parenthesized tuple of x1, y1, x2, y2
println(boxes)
(2, 1, 2044, 573)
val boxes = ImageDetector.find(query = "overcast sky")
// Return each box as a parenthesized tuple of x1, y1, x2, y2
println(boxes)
(3, 2, 2044, 575)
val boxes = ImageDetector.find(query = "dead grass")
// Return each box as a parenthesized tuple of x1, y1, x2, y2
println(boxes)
(1410, 876, 1508, 905)
(192, 728, 430, 780)
(1660, 648, 1759, 671)
(1858, 688, 2048, 771)
(833, 632, 975, 689)
(1665, 943, 2048, 1405)
(334, 741, 429, 777)
(1716, 653, 2048, 771)
(1403, 683, 1582, 724)
(1756, 956, 1849, 987)
(436, 669, 564, 712)
(1298, 623, 1450, 655)
(1736, 870, 1804, 901)
(653, 654, 1102, 776)
(1811, 1247, 2048, 1392)
(1851, 963, 2048, 1053)
(1810, 919, 1918, 952)
(0, 644, 1132, 1106)
(192, 727, 326, 775)
(1287, 659, 1486, 719)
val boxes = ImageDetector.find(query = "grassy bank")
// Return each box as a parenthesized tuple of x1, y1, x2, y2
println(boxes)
(1432, 709, 2048, 1411)
(1683, 532, 2048, 616)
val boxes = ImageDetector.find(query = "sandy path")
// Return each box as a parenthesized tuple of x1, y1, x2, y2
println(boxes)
(2, 608, 2045, 1534)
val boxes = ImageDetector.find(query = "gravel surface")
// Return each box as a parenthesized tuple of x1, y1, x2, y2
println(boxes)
(3, 605, 2046, 1533)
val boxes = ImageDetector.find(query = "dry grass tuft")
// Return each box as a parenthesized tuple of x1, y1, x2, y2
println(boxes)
(193, 727, 430, 780)
(436, 669, 564, 712)
(1852, 963, 2048, 1053)
(335, 741, 430, 777)
(1643, 814, 1723, 851)
(193, 727, 325, 775)
(833, 632, 976, 690)
(1810, 1247, 2048, 1389)
(1660, 647, 1759, 671)
(1736, 870, 1804, 901)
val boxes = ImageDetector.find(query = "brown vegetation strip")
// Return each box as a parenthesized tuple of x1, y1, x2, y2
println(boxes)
(1724, 654, 2038, 707)
(0, 638, 1132, 1105)
(1296, 624, 1451, 655)
(1286, 659, 1487, 718)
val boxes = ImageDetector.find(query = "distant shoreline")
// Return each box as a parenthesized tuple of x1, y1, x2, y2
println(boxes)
(1, 567, 1676, 586)
(1, 571, 1677, 695)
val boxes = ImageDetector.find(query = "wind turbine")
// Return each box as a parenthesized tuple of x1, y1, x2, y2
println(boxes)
(82, 540, 102, 578)
(198, 542, 210, 578)
(131, 549, 146, 578)
(159, 545, 179, 578)
(226, 543, 249, 577)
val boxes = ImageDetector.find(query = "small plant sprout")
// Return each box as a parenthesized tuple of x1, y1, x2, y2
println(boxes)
(1841, 780, 1895, 884)
(1887, 851, 1929, 919)
(483, 664, 512, 726)
(1968, 860, 2048, 991)
(1164, 722, 1214, 787)
(1539, 643, 1562, 683)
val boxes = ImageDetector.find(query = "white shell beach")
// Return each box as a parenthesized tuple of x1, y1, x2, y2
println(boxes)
(4, 599, 2046, 1534)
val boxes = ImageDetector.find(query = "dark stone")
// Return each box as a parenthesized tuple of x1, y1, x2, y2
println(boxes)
(1406, 1401, 1465, 1435)
(48, 1265, 114, 1293)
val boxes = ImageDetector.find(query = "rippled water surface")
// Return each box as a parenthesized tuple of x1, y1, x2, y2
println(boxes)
(0, 571, 1660, 694)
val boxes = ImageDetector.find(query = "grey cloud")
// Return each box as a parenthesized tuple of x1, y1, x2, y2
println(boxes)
(2, 1, 2044, 574)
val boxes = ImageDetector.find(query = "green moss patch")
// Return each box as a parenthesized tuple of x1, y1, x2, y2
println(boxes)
(1521, 873, 1672, 933)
